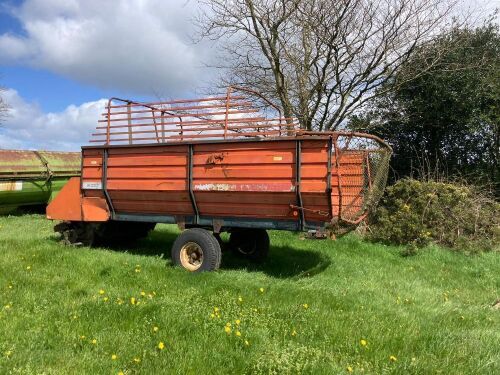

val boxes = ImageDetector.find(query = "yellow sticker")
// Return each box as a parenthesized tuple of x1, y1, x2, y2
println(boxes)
(273, 156, 283, 161)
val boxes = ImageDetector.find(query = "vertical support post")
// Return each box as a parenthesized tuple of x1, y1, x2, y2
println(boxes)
(102, 148, 115, 219)
(224, 87, 232, 139)
(295, 140, 305, 231)
(106, 99, 112, 145)
(333, 137, 343, 221)
(188, 144, 199, 224)
(326, 136, 333, 219)
(161, 111, 165, 143)
(127, 102, 132, 145)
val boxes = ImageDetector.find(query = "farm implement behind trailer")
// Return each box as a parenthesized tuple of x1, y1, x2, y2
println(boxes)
(47, 87, 391, 271)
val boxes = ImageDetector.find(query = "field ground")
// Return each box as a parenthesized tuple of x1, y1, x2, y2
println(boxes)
(0, 214, 499, 374)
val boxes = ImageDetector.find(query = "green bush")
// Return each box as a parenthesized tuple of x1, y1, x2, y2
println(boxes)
(369, 179, 500, 253)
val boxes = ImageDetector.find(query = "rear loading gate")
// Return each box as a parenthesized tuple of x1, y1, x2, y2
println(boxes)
(80, 137, 366, 232)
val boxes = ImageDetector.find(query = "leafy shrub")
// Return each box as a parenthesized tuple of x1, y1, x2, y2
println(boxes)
(369, 179, 500, 253)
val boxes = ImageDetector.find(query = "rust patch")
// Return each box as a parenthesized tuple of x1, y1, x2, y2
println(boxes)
(194, 183, 295, 192)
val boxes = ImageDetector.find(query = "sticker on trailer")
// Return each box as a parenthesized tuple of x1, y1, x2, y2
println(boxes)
(0, 181, 23, 191)
(82, 181, 102, 189)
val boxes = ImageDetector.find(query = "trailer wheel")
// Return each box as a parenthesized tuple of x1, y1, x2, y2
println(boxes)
(171, 228, 222, 272)
(229, 229, 269, 262)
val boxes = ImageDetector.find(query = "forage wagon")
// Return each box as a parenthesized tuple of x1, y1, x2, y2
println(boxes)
(47, 87, 391, 272)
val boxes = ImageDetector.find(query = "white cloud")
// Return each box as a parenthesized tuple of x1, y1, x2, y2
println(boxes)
(0, 0, 215, 97)
(0, 88, 105, 151)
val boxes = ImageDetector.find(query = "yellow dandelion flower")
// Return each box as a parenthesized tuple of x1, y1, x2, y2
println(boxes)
(91, 339, 97, 345)
(133, 357, 141, 363)
(4, 304, 11, 309)
(140, 291, 146, 296)
(214, 307, 219, 312)
(244, 340, 250, 346)
(235, 331, 241, 337)
(111, 354, 118, 360)
(26, 266, 31, 270)
(347, 366, 353, 373)
(303, 303, 309, 309)
(153, 326, 159, 332)
(118, 372, 124, 375)
(210, 313, 215, 318)
(135, 268, 141, 273)
(99, 289, 105, 295)
(291, 329, 297, 336)
(158, 342, 165, 350)
(238, 296, 243, 302)
(148, 293, 153, 299)
(235, 319, 241, 325)
(130, 297, 136, 305)
(224, 326, 231, 334)
(259, 287, 264, 293)
(225, 322, 231, 327)
(8, 285, 12, 289)
(80, 335, 86, 340)
(360, 339, 367, 347)
(389, 355, 397, 362)
(103, 297, 109, 302)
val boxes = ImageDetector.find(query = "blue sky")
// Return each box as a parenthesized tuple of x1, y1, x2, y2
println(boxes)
(0, 0, 497, 150)
(0, 0, 110, 112)
(0, 0, 217, 150)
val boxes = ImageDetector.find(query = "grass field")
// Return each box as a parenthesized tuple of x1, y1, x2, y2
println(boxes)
(0, 214, 499, 374)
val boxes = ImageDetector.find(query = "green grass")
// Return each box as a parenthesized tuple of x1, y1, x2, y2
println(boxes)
(0, 214, 499, 374)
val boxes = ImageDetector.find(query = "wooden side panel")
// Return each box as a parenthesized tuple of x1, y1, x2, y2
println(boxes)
(81, 149, 103, 188)
(105, 146, 193, 216)
(78, 139, 369, 226)
(300, 140, 330, 222)
(193, 141, 297, 220)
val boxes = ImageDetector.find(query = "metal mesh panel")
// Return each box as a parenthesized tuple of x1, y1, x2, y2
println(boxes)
(335, 133, 392, 224)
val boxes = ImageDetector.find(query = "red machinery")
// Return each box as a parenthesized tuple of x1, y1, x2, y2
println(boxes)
(47, 88, 391, 272)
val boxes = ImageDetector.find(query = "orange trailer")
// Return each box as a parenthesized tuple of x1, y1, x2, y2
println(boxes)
(47, 88, 391, 271)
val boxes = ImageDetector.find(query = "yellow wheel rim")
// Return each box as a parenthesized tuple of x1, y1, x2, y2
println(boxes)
(180, 242, 204, 271)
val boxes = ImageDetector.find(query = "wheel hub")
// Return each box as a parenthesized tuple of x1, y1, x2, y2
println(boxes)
(180, 241, 204, 271)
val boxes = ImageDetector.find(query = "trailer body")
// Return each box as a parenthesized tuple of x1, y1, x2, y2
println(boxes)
(46, 89, 390, 271)
(49, 136, 386, 231)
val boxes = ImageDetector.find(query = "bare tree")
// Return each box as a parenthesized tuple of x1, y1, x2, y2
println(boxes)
(197, 0, 460, 130)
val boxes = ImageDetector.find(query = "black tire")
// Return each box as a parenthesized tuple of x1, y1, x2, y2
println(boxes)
(171, 228, 222, 272)
(229, 229, 270, 262)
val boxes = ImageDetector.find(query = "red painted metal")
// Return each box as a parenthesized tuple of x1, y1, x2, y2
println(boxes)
(48, 89, 391, 228)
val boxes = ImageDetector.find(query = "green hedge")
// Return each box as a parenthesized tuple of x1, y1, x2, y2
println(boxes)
(368, 179, 500, 253)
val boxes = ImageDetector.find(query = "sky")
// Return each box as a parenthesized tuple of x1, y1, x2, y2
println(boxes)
(0, 0, 498, 151)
